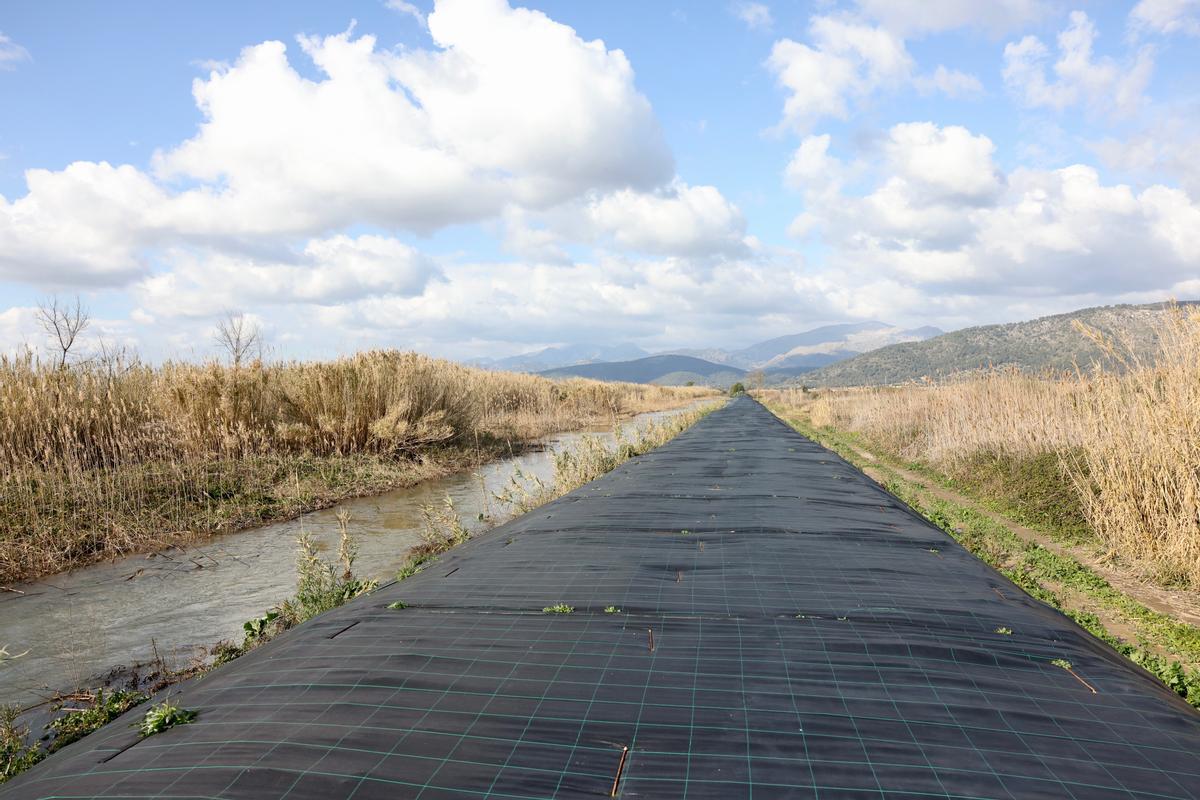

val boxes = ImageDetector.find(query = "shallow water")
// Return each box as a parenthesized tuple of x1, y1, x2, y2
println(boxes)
(0, 407, 691, 708)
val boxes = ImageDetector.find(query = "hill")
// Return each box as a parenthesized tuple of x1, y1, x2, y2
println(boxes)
(797, 302, 1197, 387)
(665, 321, 941, 369)
(540, 355, 744, 386)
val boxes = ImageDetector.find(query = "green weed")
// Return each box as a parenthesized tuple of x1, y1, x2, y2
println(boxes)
(543, 604, 574, 614)
(49, 689, 146, 752)
(138, 699, 197, 738)
(1, 706, 42, 783)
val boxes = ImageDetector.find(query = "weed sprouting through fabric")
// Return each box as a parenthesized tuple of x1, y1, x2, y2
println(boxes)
(138, 699, 197, 738)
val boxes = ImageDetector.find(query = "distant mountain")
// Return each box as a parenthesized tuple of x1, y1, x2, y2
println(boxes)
(540, 355, 745, 387)
(479, 342, 648, 372)
(798, 302, 1198, 387)
(663, 322, 942, 370)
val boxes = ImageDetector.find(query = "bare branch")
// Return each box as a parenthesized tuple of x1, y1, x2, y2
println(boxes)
(36, 295, 91, 369)
(214, 312, 263, 367)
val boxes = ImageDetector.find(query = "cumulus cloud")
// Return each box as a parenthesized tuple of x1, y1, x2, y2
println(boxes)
(1129, 0, 1200, 36)
(767, 16, 912, 132)
(788, 122, 1200, 300)
(307, 251, 829, 358)
(733, 2, 773, 31)
(0, 32, 30, 70)
(884, 122, 1003, 205)
(156, 3, 673, 233)
(135, 234, 440, 317)
(583, 181, 749, 257)
(0, 162, 167, 285)
(0, 0, 678, 290)
(1003, 11, 1155, 117)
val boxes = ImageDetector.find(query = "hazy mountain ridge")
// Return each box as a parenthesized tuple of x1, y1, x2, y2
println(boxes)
(474, 342, 648, 372)
(663, 322, 942, 370)
(797, 302, 1198, 387)
(539, 355, 745, 387)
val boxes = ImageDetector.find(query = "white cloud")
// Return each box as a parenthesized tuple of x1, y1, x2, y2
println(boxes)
(1130, 0, 1200, 36)
(135, 234, 440, 317)
(784, 134, 838, 190)
(1091, 111, 1200, 196)
(787, 123, 1200, 301)
(0, 307, 38, 356)
(733, 2, 773, 31)
(1003, 11, 1155, 117)
(915, 65, 984, 98)
(884, 122, 1003, 204)
(156, 5, 672, 234)
(583, 181, 749, 257)
(0, 32, 30, 70)
(385, 0, 427, 25)
(767, 16, 912, 132)
(0, 162, 167, 285)
(853, 0, 1048, 36)
(0, 0, 679, 290)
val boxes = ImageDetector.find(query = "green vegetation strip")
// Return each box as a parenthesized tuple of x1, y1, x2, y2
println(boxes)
(769, 405, 1200, 709)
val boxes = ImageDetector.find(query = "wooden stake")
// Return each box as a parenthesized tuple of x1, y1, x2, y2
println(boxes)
(610, 746, 629, 797)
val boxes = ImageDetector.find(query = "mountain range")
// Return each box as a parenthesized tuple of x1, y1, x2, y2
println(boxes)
(476, 321, 942, 383)
(539, 355, 746, 387)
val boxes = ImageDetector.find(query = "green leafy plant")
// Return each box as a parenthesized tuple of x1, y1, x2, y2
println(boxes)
(995, 627, 1013, 635)
(543, 604, 574, 614)
(49, 689, 146, 752)
(138, 699, 197, 738)
(604, 606, 621, 614)
(1051, 658, 1073, 670)
(387, 601, 407, 610)
(1, 706, 43, 783)
(242, 609, 280, 645)
(728, 382, 746, 396)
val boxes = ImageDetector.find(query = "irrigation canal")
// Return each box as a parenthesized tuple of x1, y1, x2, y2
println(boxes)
(0, 405, 690, 710)
(4, 396, 1199, 798)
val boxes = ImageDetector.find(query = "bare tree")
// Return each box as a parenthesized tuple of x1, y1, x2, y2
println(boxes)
(747, 369, 766, 391)
(37, 295, 91, 369)
(214, 311, 263, 367)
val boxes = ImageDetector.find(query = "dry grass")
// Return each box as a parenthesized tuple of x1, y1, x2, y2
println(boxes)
(0, 351, 713, 582)
(761, 306, 1200, 586)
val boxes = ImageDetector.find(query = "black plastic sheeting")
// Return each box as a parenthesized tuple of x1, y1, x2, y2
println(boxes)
(5, 396, 1200, 799)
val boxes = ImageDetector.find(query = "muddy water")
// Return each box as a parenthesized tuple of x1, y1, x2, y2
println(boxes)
(0, 407, 692, 708)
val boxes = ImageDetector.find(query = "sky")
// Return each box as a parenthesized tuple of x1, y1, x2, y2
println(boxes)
(1, 0, 1198, 362)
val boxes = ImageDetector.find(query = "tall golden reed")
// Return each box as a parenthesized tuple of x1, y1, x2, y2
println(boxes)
(0, 351, 711, 582)
(767, 307, 1200, 585)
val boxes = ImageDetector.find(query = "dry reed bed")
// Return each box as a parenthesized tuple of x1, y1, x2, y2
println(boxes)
(0, 351, 712, 583)
(765, 307, 1200, 586)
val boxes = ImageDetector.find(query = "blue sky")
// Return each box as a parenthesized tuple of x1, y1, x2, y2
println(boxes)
(1, 0, 1198, 361)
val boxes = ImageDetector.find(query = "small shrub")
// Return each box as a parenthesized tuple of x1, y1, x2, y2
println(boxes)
(543, 604, 574, 614)
(729, 382, 746, 396)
